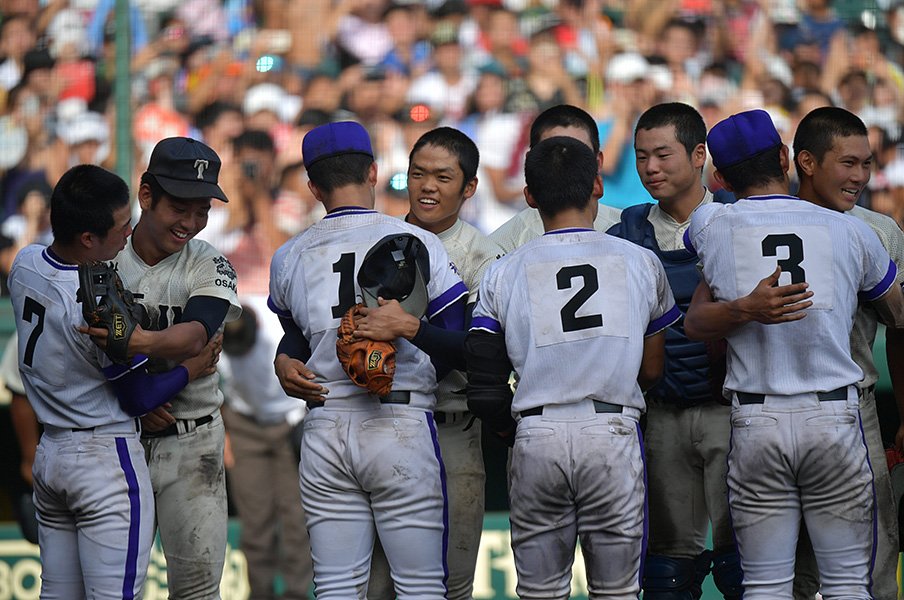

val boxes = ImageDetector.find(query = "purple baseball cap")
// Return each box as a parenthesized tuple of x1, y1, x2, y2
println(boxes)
(146, 137, 228, 202)
(707, 109, 782, 171)
(302, 121, 374, 169)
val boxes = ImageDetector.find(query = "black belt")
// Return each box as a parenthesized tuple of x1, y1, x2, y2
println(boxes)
(520, 400, 623, 418)
(73, 418, 140, 433)
(142, 414, 214, 438)
(305, 391, 412, 411)
(736, 387, 848, 405)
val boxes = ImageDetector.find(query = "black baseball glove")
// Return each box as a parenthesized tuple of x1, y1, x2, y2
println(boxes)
(76, 261, 149, 365)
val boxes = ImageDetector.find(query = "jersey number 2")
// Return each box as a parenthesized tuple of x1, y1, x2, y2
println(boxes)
(558, 264, 603, 332)
(22, 296, 45, 367)
(762, 233, 805, 284)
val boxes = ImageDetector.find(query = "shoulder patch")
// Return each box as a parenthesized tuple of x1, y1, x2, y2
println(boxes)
(213, 256, 236, 281)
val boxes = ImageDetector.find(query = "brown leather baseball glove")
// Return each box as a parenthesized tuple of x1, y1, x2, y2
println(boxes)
(336, 303, 396, 397)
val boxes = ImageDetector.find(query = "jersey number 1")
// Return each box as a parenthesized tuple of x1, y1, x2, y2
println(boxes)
(22, 296, 45, 367)
(331, 253, 356, 318)
(558, 264, 603, 332)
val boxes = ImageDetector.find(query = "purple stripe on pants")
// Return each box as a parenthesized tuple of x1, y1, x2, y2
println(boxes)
(115, 438, 141, 600)
(426, 414, 450, 593)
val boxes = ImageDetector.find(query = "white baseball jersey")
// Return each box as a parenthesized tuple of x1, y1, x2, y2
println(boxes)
(116, 236, 242, 419)
(269, 206, 468, 405)
(471, 228, 679, 412)
(686, 194, 896, 396)
(433, 218, 501, 413)
(8, 245, 132, 428)
(489, 205, 623, 254)
(848, 205, 904, 389)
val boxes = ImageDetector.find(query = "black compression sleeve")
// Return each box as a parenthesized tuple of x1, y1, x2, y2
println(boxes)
(182, 296, 231, 341)
(276, 316, 312, 362)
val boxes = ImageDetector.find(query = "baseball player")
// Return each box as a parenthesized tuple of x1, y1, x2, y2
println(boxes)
(8, 164, 218, 599)
(467, 136, 679, 598)
(789, 106, 904, 600)
(96, 137, 242, 599)
(269, 121, 468, 598)
(683, 109, 904, 599)
(347, 126, 500, 600)
(606, 102, 741, 599)
(488, 104, 622, 254)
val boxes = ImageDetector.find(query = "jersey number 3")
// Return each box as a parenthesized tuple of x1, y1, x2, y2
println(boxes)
(557, 264, 603, 332)
(22, 296, 45, 367)
(762, 233, 805, 284)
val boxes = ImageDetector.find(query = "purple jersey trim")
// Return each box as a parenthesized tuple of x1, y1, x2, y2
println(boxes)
(426, 282, 468, 323)
(267, 295, 292, 318)
(682, 229, 695, 253)
(426, 414, 450, 593)
(863, 260, 897, 302)
(645, 304, 681, 337)
(543, 227, 595, 236)
(42, 247, 78, 271)
(323, 206, 377, 219)
(469, 316, 501, 334)
(115, 438, 141, 600)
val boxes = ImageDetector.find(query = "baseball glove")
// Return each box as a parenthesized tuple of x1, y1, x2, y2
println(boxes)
(336, 303, 395, 397)
(76, 261, 149, 365)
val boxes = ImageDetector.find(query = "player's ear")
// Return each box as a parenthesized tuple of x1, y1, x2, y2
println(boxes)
(307, 179, 324, 203)
(462, 177, 477, 201)
(137, 183, 153, 211)
(712, 169, 733, 192)
(779, 144, 791, 174)
(367, 161, 378, 187)
(595, 151, 605, 198)
(691, 142, 706, 169)
(591, 173, 603, 199)
(524, 185, 538, 209)
(796, 149, 816, 177)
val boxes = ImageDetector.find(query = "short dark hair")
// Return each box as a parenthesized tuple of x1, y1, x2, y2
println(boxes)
(233, 129, 275, 154)
(793, 106, 868, 169)
(717, 145, 785, 192)
(51, 165, 130, 244)
(409, 127, 479, 191)
(529, 104, 599, 153)
(525, 136, 597, 215)
(635, 102, 707, 156)
(306, 153, 373, 193)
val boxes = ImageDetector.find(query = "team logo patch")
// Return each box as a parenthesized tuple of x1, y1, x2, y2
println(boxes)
(213, 256, 236, 280)
(113, 314, 127, 340)
(367, 350, 382, 371)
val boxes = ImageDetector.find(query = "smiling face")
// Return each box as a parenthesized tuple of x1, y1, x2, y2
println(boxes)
(805, 134, 872, 212)
(90, 203, 133, 261)
(634, 124, 704, 205)
(406, 143, 475, 234)
(137, 187, 212, 263)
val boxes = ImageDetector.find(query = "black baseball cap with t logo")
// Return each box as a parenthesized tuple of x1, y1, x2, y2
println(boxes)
(145, 137, 229, 202)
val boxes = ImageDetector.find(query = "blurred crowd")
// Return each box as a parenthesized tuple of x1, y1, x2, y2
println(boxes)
(2, 0, 904, 276)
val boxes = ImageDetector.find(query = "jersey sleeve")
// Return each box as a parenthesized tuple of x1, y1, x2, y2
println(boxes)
(852, 217, 897, 301)
(644, 252, 680, 337)
(268, 242, 293, 319)
(422, 232, 468, 330)
(469, 260, 503, 335)
(684, 202, 721, 254)
(187, 244, 242, 323)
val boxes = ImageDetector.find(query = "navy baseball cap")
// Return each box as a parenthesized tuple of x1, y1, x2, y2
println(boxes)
(302, 121, 374, 169)
(707, 109, 782, 171)
(146, 137, 228, 202)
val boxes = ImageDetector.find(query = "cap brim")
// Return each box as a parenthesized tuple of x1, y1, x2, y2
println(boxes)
(361, 266, 428, 319)
(153, 174, 229, 202)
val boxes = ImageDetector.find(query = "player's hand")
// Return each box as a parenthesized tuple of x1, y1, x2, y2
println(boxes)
(739, 266, 814, 324)
(181, 334, 223, 381)
(274, 353, 329, 402)
(77, 323, 149, 356)
(355, 297, 420, 341)
(142, 403, 176, 432)
(223, 430, 235, 470)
